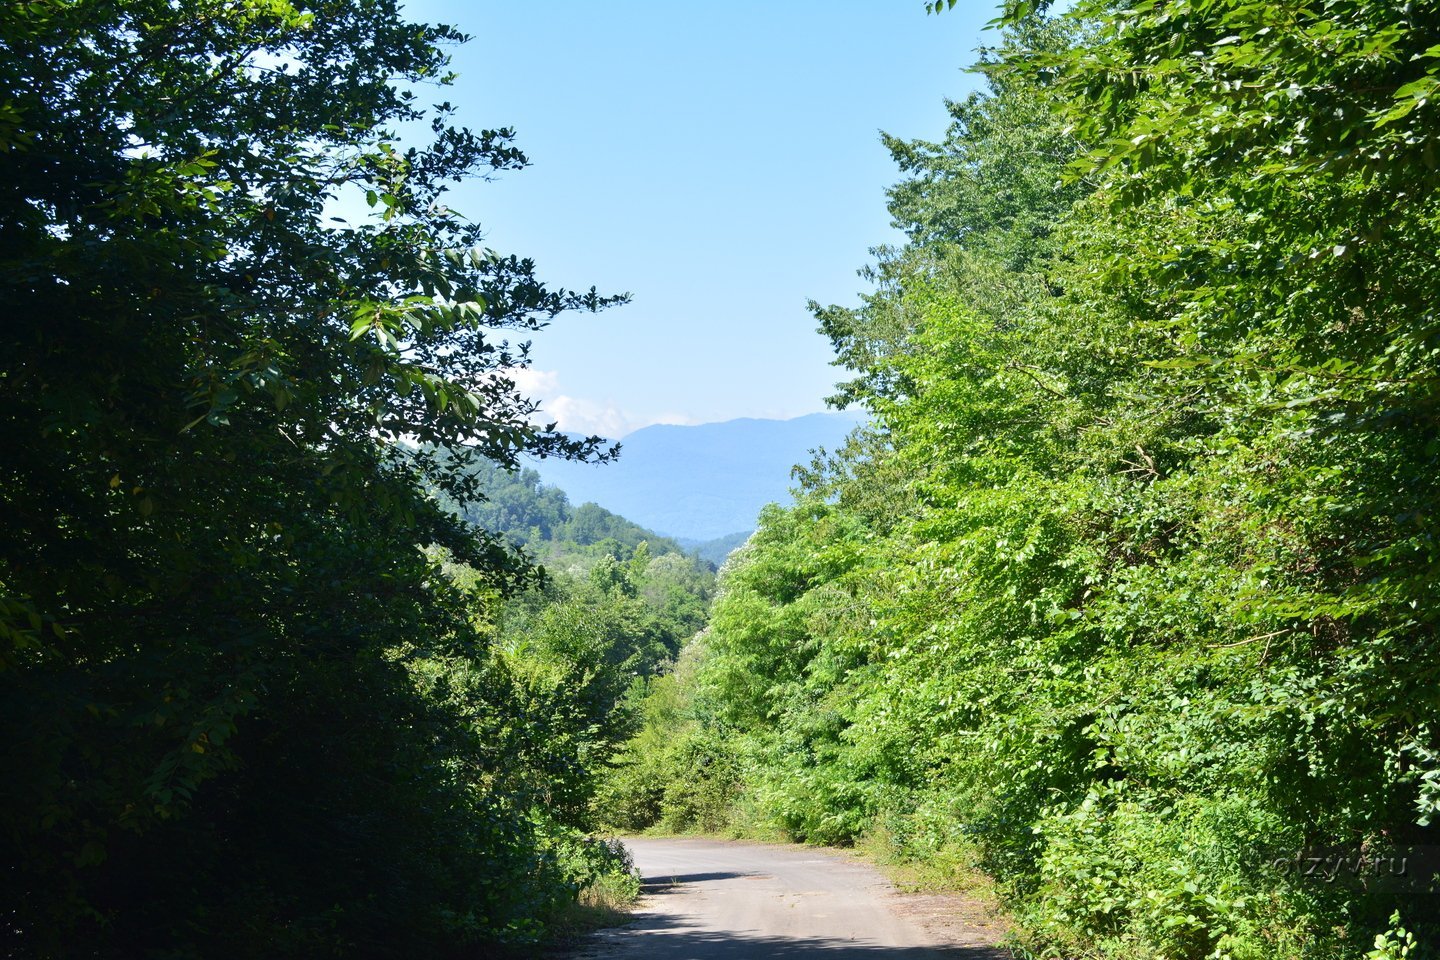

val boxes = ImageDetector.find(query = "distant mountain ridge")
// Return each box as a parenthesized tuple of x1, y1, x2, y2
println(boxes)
(675, 531, 753, 568)
(529, 411, 864, 542)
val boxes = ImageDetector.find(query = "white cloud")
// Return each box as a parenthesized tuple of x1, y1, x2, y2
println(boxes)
(544, 394, 631, 438)
(503, 367, 697, 438)
(505, 367, 561, 397)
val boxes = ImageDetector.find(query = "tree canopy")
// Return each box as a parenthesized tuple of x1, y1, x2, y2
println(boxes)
(0, 1, 646, 954)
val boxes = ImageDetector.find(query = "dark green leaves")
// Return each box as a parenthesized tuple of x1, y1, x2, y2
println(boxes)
(0, 0, 629, 953)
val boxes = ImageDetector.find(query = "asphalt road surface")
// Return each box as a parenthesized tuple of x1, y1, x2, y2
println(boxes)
(572, 837, 1008, 959)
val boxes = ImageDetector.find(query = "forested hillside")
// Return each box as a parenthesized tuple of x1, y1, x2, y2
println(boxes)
(435, 457, 717, 675)
(609, 4, 1440, 958)
(434, 453, 698, 566)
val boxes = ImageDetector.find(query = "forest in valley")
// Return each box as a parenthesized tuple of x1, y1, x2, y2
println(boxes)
(4, 0, 1440, 958)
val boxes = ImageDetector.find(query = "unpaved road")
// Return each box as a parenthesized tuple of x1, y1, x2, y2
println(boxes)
(571, 837, 1008, 959)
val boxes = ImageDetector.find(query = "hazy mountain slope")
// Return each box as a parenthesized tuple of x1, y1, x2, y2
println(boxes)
(530, 412, 864, 541)
(675, 530, 753, 568)
(434, 456, 693, 564)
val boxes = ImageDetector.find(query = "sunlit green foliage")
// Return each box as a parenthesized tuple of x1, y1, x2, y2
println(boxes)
(616, 6, 1440, 957)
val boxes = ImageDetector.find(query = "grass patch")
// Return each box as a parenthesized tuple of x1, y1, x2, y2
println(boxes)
(543, 870, 642, 946)
(853, 823, 1006, 905)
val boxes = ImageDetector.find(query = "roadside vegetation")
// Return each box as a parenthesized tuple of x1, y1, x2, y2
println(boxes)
(604, 4, 1440, 958)
(0, 1, 685, 955)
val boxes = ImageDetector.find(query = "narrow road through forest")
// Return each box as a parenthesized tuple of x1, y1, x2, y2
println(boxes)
(569, 837, 1008, 959)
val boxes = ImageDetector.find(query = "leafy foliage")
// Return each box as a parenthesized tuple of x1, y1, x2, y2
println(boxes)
(616, 6, 1440, 958)
(0, 1, 646, 955)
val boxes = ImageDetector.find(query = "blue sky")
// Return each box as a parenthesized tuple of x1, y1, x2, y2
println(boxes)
(401, 0, 994, 436)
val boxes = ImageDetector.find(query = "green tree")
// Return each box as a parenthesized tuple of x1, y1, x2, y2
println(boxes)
(0, 0, 629, 954)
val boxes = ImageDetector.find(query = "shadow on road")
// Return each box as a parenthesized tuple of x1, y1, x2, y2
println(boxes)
(642, 871, 756, 887)
(586, 911, 1009, 959)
